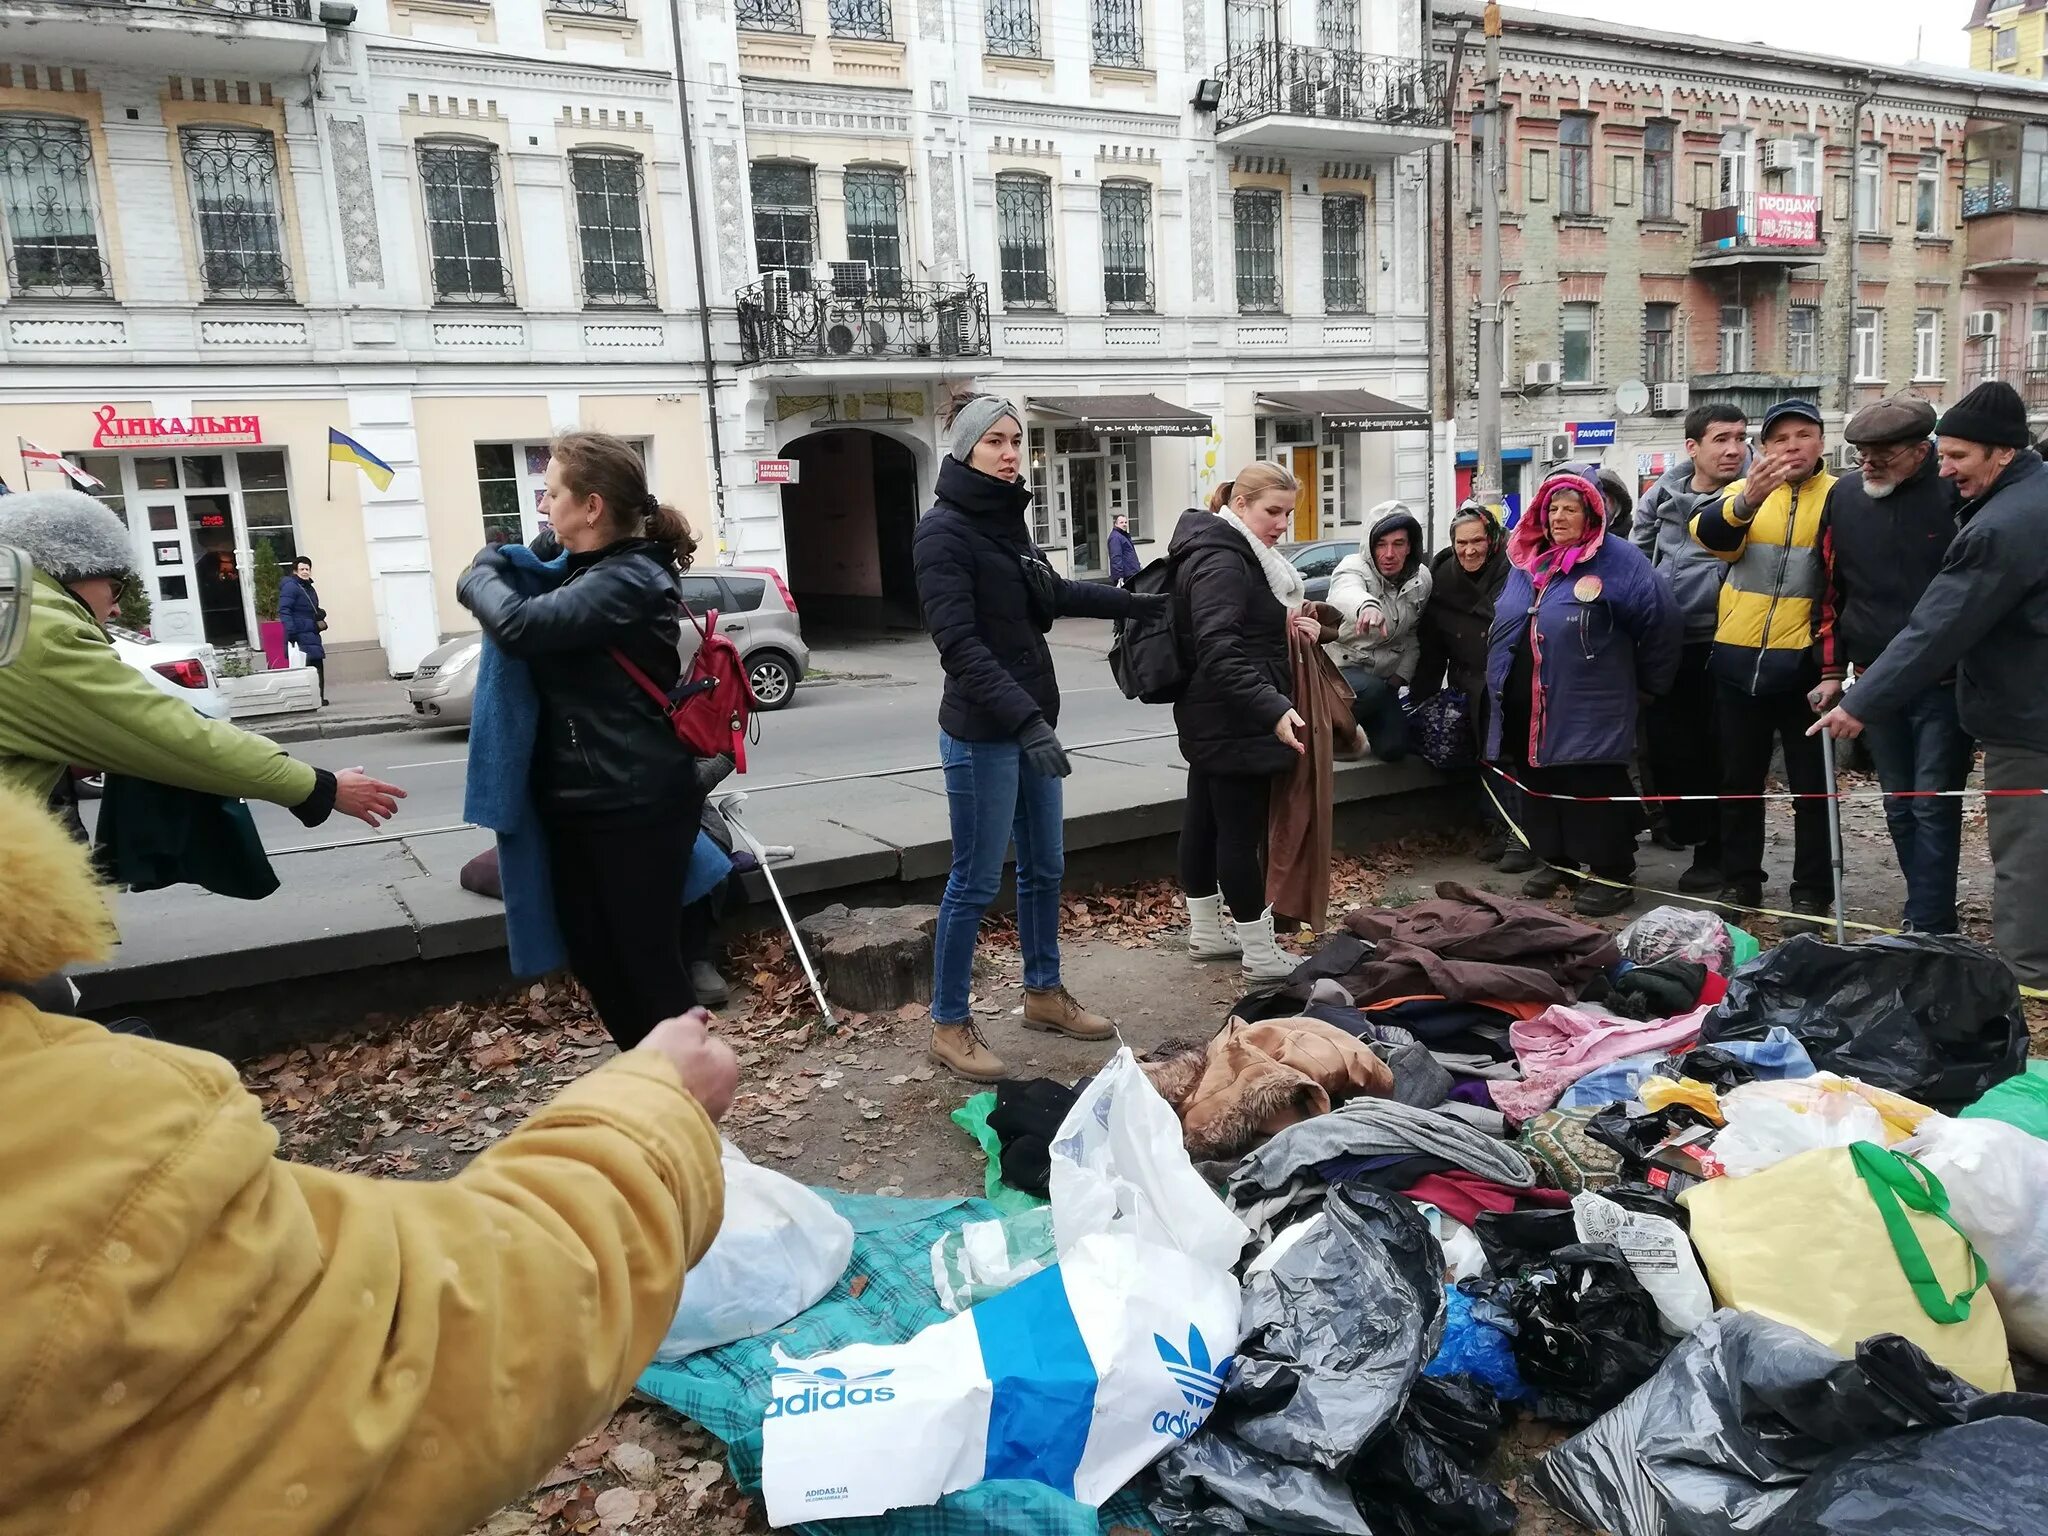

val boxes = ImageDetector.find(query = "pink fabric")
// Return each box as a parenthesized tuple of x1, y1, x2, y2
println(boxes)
(1508, 472, 1609, 594)
(1489, 1003, 1708, 1124)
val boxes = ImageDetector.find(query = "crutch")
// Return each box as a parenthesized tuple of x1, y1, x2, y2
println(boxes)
(712, 789, 834, 1023)
(1819, 731, 1848, 944)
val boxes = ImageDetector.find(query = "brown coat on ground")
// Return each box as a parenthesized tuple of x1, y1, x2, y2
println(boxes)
(1142, 1014, 1394, 1160)
(1340, 880, 1623, 1005)
(1267, 624, 1356, 931)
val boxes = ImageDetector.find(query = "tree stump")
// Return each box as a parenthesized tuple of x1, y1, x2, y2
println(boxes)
(794, 903, 942, 1012)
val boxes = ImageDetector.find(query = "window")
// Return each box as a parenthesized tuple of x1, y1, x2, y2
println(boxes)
(1854, 307, 1884, 381)
(0, 116, 109, 296)
(474, 443, 525, 547)
(1788, 305, 1819, 373)
(1964, 123, 2048, 216)
(1559, 113, 1593, 216)
(417, 142, 511, 304)
(2031, 305, 2048, 373)
(734, 0, 802, 30)
(1322, 193, 1366, 313)
(1091, 0, 1141, 67)
(996, 172, 1054, 308)
(1642, 120, 1674, 218)
(1099, 181, 1151, 310)
(1468, 138, 1487, 212)
(1233, 188, 1282, 312)
(1914, 309, 1942, 379)
(1717, 303, 1751, 373)
(841, 167, 906, 298)
(1856, 145, 1884, 234)
(1718, 128, 1751, 207)
(1643, 302, 1676, 383)
(750, 161, 816, 287)
(1224, 0, 1269, 55)
(1316, 0, 1357, 52)
(1997, 27, 2018, 61)
(1786, 134, 1822, 198)
(1561, 300, 1596, 383)
(827, 0, 891, 39)
(985, 0, 1039, 57)
(569, 151, 653, 307)
(179, 127, 289, 300)
(239, 451, 297, 570)
(1915, 153, 1941, 233)
(1027, 427, 1054, 544)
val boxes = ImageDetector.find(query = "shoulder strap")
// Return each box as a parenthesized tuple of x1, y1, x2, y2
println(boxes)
(609, 645, 674, 714)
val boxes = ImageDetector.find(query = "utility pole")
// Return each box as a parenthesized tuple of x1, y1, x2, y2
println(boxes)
(1473, 0, 1504, 508)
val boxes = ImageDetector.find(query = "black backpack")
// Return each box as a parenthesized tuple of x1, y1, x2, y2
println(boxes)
(1108, 556, 1188, 703)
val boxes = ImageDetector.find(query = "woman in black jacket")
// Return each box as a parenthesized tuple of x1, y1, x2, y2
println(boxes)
(458, 431, 702, 1050)
(1171, 463, 1322, 984)
(913, 395, 1163, 1082)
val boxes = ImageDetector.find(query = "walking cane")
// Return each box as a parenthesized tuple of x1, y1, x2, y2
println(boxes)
(1819, 731, 1849, 944)
(713, 789, 836, 1024)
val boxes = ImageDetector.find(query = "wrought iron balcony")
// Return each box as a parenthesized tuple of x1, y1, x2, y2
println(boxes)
(0, 0, 322, 72)
(1216, 43, 1448, 154)
(737, 276, 992, 366)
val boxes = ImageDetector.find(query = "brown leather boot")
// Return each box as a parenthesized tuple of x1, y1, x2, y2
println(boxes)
(929, 1020, 1006, 1082)
(1022, 985, 1114, 1041)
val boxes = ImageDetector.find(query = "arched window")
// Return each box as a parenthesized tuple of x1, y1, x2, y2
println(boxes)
(842, 165, 906, 297)
(751, 160, 817, 288)
(0, 115, 109, 297)
(1099, 180, 1151, 311)
(995, 172, 1054, 309)
(569, 149, 653, 306)
(416, 139, 512, 304)
(181, 125, 290, 300)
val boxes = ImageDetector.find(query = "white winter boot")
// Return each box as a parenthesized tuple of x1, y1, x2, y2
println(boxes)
(1185, 892, 1242, 960)
(1232, 906, 1299, 984)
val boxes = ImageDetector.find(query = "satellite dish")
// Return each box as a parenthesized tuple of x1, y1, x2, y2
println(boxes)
(1616, 380, 1651, 417)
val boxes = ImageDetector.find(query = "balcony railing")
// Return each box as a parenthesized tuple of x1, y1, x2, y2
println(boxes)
(737, 276, 992, 365)
(1216, 43, 1448, 135)
(57, 0, 321, 15)
(1962, 343, 2048, 410)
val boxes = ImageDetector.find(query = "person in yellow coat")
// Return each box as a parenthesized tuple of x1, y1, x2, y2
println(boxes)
(0, 775, 736, 1536)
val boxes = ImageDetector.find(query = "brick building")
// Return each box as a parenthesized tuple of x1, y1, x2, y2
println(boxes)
(1431, 3, 2048, 519)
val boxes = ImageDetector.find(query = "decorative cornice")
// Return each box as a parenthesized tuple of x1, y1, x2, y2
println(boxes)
(964, 97, 1180, 137)
(365, 44, 672, 98)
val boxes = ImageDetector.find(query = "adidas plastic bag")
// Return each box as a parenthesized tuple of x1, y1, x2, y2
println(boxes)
(1571, 1190, 1712, 1338)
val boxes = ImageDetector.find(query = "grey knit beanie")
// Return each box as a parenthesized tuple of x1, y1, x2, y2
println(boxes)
(947, 395, 1022, 463)
(0, 487, 134, 582)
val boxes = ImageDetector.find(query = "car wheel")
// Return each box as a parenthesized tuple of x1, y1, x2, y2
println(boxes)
(749, 651, 797, 710)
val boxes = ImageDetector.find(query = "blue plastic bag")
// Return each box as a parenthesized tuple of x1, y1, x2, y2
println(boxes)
(1424, 1284, 1532, 1403)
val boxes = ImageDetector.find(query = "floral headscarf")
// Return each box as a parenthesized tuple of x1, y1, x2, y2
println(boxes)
(1508, 473, 1608, 595)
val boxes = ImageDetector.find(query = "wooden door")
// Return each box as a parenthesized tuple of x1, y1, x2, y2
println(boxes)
(1289, 445, 1318, 541)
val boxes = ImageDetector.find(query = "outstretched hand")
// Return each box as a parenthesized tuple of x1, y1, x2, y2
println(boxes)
(335, 768, 406, 827)
(1808, 705, 1865, 741)
(639, 1008, 739, 1122)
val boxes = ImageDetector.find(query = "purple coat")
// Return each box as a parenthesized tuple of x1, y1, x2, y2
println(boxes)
(1484, 475, 1681, 767)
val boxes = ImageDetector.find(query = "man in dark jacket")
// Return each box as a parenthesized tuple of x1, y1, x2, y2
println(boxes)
(1107, 514, 1140, 587)
(1816, 382, 2048, 985)
(1813, 394, 1969, 934)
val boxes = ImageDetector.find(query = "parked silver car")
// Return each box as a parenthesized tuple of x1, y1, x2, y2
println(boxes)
(407, 634, 481, 726)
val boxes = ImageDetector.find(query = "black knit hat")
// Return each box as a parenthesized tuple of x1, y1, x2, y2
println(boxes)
(1936, 382, 2031, 449)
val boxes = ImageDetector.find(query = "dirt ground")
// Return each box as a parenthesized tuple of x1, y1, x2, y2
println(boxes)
(240, 787, 2032, 1536)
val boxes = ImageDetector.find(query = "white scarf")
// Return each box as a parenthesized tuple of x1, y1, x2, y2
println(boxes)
(1217, 509, 1306, 609)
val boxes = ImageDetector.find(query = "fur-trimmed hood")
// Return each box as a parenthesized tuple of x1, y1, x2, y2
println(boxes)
(0, 781, 114, 986)
(0, 487, 134, 583)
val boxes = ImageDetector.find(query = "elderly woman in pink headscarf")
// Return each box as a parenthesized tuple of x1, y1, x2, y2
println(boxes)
(1484, 470, 1681, 917)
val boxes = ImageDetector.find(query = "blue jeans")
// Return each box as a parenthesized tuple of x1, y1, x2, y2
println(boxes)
(1341, 667, 1411, 762)
(933, 731, 1065, 1023)
(1862, 683, 1975, 933)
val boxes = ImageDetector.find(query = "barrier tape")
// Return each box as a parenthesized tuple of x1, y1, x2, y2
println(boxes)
(1482, 764, 2041, 804)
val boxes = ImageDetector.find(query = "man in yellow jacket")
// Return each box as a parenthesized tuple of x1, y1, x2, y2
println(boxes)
(0, 773, 736, 1536)
(1690, 398, 1841, 919)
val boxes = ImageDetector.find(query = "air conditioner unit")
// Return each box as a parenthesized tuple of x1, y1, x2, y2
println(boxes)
(761, 269, 792, 318)
(1524, 359, 1562, 390)
(1967, 311, 2001, 339)
(1830, 444, 1861, 472)
(828, 260, 872, 300)
(1761, 138, 1802, 173)
(824, 321, 860, 356)
(1654, 382, 1690, 413)
(1545, 432, 1574, 461)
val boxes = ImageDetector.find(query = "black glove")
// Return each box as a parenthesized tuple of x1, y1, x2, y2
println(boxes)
(1018, 718, 1072, 779)
(1134, 590, 1172, 618)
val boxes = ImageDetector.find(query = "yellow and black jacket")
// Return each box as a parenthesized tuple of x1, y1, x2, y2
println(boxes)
(1690, 465, 1841, 697)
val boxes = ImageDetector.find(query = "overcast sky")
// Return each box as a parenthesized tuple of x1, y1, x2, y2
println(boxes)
(1513, 0, 1972, 70)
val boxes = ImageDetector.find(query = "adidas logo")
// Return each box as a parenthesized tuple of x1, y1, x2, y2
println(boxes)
(765, 1365, 897, 1420)
(1154, 1327, 1230, 1411)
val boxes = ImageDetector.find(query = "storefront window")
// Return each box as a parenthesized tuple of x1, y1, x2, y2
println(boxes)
(241, 450, 296, 567)
(475, 442, 523, 547)
(135, 456, 178, 491)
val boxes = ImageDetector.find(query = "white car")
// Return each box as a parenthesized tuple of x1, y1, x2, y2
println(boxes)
(109, 624, 230, 721)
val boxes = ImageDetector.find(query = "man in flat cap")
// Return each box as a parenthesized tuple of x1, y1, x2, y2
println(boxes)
(1816, 382, 2048, 984)
(1811, 393, 1969, 934)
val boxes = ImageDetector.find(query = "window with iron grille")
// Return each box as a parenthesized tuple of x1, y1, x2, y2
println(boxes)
(1091, 0, 1141, 66)
(1233, 188, 1281, 312)
(1643, 121, 1674, 219)
(416, 141, 512, 304)
(570, 150, 653, 307)
(0, 116, 109, 297)
(1643, 302, 1676, 383)
(180, 126, 290, 300)
(1559, 113, 1593, 216)
(828, 0, 891, 40)
(1224, 0, 1268, 55)
(1315, 0, 1357, 51)
(1099, 181, 1151, 310)
(1321, 193, 1365, 313)
(996, 172, 1054, 308)
(751, 161, 816, 287)
(985, 0, 1040, 57)
(842, 167, 906, 298)
(734, 0, 802, 30)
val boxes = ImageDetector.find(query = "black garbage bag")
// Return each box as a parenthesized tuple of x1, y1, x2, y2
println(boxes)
(1465, 1241, 1670, 1425)
(1667, 1045, 1759, 1094)
(1701, 933, 2025, 1110)
(1349, 1374, 1517, 1536)
(1760, 1417, 2048, 1536)
(1585, 1102, 1718, 1172)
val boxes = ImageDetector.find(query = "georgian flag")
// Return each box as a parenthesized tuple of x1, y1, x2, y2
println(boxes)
(17, 440, 105, 491)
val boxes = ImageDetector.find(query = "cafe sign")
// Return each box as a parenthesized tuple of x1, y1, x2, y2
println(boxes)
(91, 404, 264, 450)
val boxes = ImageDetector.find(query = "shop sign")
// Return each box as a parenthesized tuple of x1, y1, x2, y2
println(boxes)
(754, 458, 800, 485)
(1568, 420, 1617, 448)
(91, 404, 263, 450)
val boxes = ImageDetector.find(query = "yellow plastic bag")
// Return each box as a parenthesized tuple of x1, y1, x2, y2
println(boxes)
(1681, 1143, 2013, 1393)
(1640, 1075, 1724, 1124)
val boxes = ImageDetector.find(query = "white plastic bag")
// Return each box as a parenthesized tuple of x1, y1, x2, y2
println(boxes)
(931, 1206, 1056, 1314)
(1572, 1190, 1713, 1337)
(1713, 1077, 1891, 1179)
(654, 1142, 853, 1363)
(1904, 1113, 2048, 1359)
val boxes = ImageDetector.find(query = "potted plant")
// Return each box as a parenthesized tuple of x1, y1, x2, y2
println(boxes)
(252, 538, 287, 670)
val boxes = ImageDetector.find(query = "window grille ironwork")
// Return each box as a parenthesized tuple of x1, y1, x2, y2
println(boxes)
(570, 151, 654, 307)
(735, 0, 802, 30)
(1315, 0, 1357, 52)
(547, 0, 629, 14)
(985, 0, 1040, 58)
(1091, 0, 1141, 67)
(416, 142, 513, 304)
(751, 161, 817, 288)
(185, 0, 315, 15)
(996, 172, 1054, 308)
(736, 277, 992, 364)
(180, 127, 290, 300)
(1216, 44, 1449, 134)
(1233, 187, 1281, 313)
(1224, 0, 1268, 55)
(1321, 192, 1365, 313)
(0, 116, 110, 298)
(842, 167, 906, 298)
(828, 0, 891, 38)
(1100, 181, 1151, 310)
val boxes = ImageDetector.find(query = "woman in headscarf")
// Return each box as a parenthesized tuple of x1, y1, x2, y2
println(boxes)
(1412, 501, 1517, 861)
(1484, 470, 1680, 917)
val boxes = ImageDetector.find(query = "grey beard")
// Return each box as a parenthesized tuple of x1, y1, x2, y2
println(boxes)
(1863, 477, 1898, 500)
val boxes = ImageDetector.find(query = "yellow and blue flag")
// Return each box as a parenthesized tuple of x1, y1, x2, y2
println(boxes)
(328, 428, 394, 491)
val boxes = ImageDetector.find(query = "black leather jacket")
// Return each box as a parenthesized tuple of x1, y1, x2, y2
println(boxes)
(457, 533, 697, 817)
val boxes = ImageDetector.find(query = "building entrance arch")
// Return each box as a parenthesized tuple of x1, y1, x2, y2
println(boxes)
(779, 428, 924, 629)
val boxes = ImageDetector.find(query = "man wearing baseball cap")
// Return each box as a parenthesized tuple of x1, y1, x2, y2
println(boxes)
(1812, 394, 1969, 934)
(1816, 381, 2048, 983)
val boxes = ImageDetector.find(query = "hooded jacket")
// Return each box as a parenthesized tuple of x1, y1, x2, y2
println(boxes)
(1412, 513, 1511, 704)
(279, 573, 325, 662)
(1630, 458, 1739, 644)
(0, 780, 726, 1536)
(1691, 462, 1841, 696)
(1818, 442, 1960, 674)
(1485, 475, 1681, 767)
(1325, 505, 1432, 682)
(1169, 507, 1298, 776)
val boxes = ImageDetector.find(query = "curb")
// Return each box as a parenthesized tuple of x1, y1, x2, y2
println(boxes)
(262, 715, 431, 745)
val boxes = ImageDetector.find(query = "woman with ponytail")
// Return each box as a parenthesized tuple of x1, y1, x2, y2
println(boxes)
(459, 430, 707, 1048)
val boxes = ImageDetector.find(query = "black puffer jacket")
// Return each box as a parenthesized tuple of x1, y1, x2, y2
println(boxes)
(457, 532, 697, 817)
(1820, 445, 1960, 672)
(1169, 508, 1296, 776)
(1412, 520, 1511, 703)
(914, 455, 1139, 741)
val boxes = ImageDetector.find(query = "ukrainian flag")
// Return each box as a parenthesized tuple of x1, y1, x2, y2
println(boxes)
(328, 428, 395, 492)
